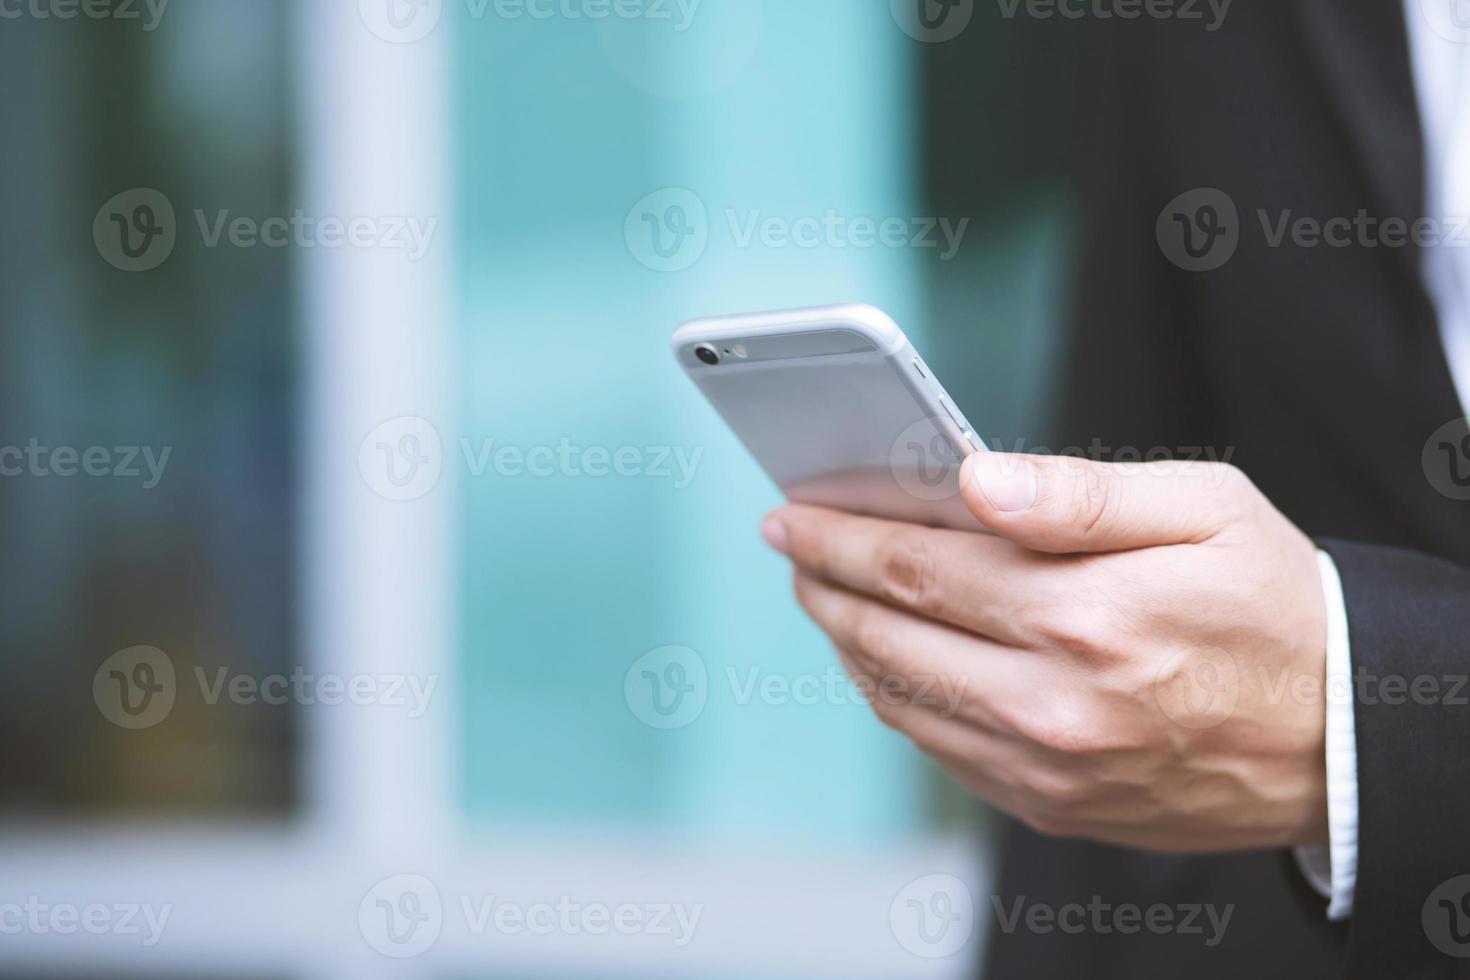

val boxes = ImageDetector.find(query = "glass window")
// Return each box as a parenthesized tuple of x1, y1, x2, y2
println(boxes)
(453, 0, 939, 841)
(0, 0, 298, 816)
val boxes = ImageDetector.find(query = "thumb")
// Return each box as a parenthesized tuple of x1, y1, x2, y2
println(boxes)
(959, 451, 1248, 553)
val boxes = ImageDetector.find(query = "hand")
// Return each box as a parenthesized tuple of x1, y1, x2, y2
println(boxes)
(764, 453, 1330, 852)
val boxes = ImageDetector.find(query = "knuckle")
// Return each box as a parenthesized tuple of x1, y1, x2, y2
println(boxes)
(905, 722, 946, 756)
(1018, 700, 1110, 757)
(791, 573, 829, 623)
(869, 694, 906, 730)
(792, 571, 814, 608)
(786, 517, 833, 578)
(1032, 594, 1136, 667)
(855, 607, 903, 668)
(1033, 723, 1092, 757)
(1036, 605, 1109, 656)
(1036, 606, 1091, 650)
(876, 531, 942, 615)
(1068, 462, 1114, 540)
(1019, 767, 1092, 810)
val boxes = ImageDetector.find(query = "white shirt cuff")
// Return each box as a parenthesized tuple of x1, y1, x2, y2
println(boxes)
(1292, 550, 1358, 921)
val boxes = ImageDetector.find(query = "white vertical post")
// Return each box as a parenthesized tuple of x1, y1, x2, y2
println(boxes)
(294, 0, 458, 862)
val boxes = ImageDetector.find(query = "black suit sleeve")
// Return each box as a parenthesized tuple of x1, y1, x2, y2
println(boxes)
(1318, 539, 1470, 980)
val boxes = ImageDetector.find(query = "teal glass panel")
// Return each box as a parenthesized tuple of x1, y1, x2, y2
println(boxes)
(455, 0, 933, 841)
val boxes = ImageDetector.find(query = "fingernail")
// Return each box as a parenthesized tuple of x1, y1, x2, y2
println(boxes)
(762, 516, 789, 554)
(970, 453, 1037, 512)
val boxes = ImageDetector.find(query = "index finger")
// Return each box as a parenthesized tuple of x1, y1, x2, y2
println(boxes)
(764, 503, 1064, 648)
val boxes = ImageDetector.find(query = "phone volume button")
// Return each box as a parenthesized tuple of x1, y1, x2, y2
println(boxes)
(938, 395, 969, 431)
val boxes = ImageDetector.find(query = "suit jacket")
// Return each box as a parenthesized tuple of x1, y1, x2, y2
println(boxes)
(982, 4, 1470, 978)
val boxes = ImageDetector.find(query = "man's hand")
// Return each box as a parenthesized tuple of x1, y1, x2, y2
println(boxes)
(764, 453, 1331, 853)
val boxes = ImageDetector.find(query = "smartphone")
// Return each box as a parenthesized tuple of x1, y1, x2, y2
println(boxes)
(671, 303, 986, 530)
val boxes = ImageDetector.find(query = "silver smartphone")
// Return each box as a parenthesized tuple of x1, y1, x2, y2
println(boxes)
(672, 303, 986, 530)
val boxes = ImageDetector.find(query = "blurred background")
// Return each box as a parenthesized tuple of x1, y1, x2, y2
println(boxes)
(0, 0, 1086, 976)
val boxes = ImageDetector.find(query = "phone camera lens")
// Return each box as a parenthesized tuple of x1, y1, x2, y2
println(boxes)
(695, 344, 721, 365)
